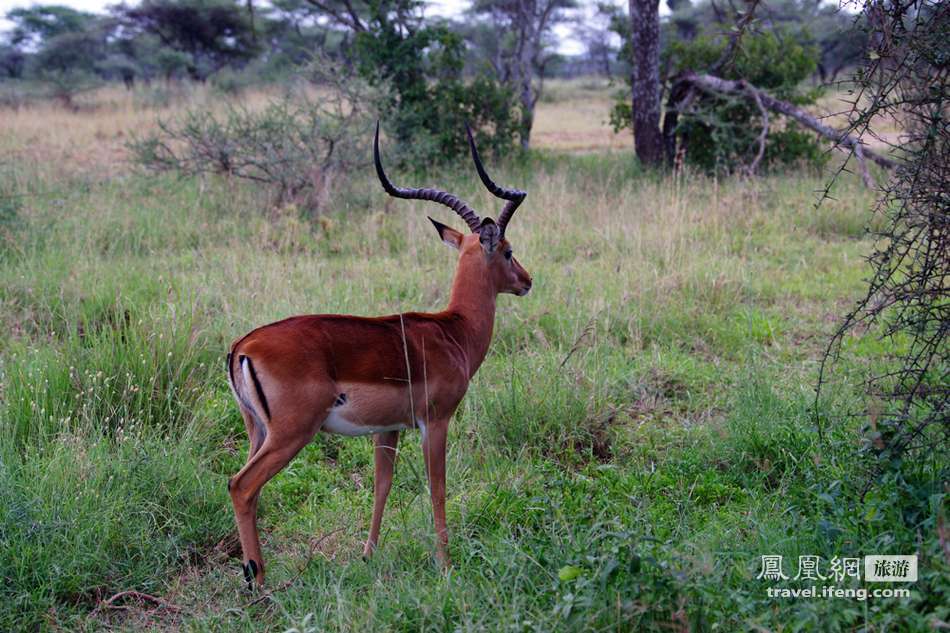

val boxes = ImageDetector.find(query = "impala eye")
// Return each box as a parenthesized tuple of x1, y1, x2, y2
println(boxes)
(504, 250, 513, 260)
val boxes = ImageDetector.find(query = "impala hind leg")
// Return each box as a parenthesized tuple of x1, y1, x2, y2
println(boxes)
(237, 407, 267, 539)
(422, 420, 451, 568)
(363, 430, 400, 559)
(228, 428, 314, 587)
(239, 407, 267, 461)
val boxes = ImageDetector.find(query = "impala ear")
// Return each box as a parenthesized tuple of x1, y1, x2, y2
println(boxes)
(428, 217, 463, 250)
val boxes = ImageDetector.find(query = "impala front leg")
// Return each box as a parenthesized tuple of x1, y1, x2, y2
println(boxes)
(422, 419, 450, 567)
(364, 430, 400, 559)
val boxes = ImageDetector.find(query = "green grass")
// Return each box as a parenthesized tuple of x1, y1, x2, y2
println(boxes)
(0, 149, 946, 631)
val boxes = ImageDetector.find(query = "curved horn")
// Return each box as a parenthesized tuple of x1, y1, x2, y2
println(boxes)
(465, 123, 526, 235)
(374, 122, 482, 232)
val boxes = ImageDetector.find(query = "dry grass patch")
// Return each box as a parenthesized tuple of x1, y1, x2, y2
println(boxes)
(534, 78, 630, 152)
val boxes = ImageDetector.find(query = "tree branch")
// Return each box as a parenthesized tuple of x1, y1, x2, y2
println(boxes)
(852, 142, 876, 188)
(709, 0, 762, 75)
(680, 71, 900, 174)
(93, 590, 181, 615)
(741, 78, 768, 175)
(303, 0, 365, 32)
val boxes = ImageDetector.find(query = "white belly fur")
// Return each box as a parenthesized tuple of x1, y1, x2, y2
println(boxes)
(321, 409, 413, 436)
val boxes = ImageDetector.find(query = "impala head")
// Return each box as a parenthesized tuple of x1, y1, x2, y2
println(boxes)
(374, 123, 533, 296)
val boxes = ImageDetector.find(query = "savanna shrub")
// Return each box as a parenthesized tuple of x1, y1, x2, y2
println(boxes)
(352, 3, 520, 167)
(128, 73, 374, 213)
(678, 30, 825, 172)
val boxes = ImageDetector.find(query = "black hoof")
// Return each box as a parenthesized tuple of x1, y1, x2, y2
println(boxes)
(242, 559, 259, 588)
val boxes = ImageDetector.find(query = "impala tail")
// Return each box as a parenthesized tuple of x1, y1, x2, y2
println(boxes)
(227, 351, 271, 441)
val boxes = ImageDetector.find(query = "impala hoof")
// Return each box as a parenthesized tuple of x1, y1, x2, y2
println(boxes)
(242, 559, 259, 588)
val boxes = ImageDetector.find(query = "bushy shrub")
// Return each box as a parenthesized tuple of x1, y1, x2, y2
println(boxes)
(353, 10, 520, 167)
(676, 30, 826, 172)
(210, 65, 259, 96)
(128, 67, 374, 213)
(34, 69, 103, 110)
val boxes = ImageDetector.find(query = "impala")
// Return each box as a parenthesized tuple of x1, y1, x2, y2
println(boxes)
(225, 124, 532, 586)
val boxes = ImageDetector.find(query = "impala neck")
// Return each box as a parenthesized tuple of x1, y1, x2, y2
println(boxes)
(445, 246, 497, 376)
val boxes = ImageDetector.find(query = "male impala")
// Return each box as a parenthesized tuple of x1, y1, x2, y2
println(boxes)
(226, 124, 532, 586)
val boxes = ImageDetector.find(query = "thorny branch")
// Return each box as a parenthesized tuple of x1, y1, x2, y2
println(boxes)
(816, 0, 948, 491)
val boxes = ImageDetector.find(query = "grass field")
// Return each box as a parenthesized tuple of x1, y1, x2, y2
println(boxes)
(0, 80, 946, 631)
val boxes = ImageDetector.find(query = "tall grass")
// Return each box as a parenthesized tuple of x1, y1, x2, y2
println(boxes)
(0, 90, 945, 630)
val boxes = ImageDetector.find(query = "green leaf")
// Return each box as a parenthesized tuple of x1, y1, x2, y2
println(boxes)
(558, 565, 583, 582)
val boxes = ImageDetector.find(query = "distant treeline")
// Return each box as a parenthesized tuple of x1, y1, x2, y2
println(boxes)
(0, 0, 869, 165)
(0, 1, 866, 85)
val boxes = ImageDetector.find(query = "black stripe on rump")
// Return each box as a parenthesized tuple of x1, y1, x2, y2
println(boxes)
(226, 352, 234, 388)
(240, 355, 271, 419)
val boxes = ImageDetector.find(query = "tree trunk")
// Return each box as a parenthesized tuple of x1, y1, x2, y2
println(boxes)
(247, 0, 258, 43)
(629, 0, 663, 166)
(662, 80, 691, 165)
(519, 74, 533, 150)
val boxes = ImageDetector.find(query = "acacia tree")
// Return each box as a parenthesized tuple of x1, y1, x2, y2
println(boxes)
(468, 0, 577, 149)
(616, 0, 897, 177)
(118, 0, 261, 81)
(4, 5, 107, 106)
(6, 5, 98, 48)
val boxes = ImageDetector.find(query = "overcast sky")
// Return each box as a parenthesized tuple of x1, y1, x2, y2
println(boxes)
(0, 0, 594, 54)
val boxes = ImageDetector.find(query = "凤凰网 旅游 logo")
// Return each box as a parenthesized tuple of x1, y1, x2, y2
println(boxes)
(757, 554, 917, 582)
(756, 554, 916, 601)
